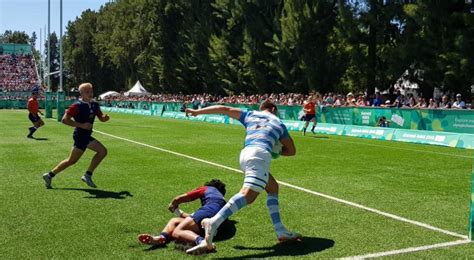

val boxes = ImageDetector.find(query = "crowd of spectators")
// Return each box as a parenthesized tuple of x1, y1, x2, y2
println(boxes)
(0, 54, 38, 92)
(319, 91, 469, 109)
(101, 90, 471, 110)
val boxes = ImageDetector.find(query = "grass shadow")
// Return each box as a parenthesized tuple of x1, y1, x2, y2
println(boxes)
(143, 244, 167, 251)
(31, 137, 49, 141)
(310, 136, 329, 139)
(215, 219, 238, 242)
(217, 236, 334, 259)
(54, 188, 133, 199)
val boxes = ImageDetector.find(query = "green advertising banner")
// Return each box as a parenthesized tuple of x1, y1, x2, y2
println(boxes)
(151, 104, 164, 116)
(174, 112, 187, 120)
(392, 129, 460, 147)
(315, 123, 345, 135)
(343, 125, 395, 140)
(204, 114, 228, 124)
(320, 107, 353, 125)
(187, 114, 207, 122)
(101, 107, 151, 116)
(320, 107, 474, 134)
(457, 134, 474, 149)
(417, 109, 474, 134)
(161, 111, 177, 118)
(282, 120, 304, 131)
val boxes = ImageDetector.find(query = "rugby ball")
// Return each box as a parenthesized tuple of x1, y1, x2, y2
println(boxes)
(271, 141, 283, 159)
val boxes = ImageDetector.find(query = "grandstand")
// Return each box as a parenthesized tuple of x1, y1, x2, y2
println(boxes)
(0, 43, 40, 93)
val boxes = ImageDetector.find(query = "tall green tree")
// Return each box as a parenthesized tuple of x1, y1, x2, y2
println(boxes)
(0, 30, 30, 44)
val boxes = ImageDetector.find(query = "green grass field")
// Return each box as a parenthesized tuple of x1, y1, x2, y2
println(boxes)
(1, 109, 473, 259)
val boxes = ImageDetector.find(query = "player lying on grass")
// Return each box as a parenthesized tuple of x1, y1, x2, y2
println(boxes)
(27, 87, 45, 138)
(42, 83, 109, 189)
(138, 179, 227, 254)
(184, 100, 301, 254)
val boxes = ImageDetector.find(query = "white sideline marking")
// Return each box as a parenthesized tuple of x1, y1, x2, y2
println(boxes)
(340, 239, 471, 259)
(94, 130, 468, 240)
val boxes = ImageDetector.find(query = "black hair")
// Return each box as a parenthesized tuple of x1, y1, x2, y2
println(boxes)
(259, 99, 277, 112)
(205, 179, 226, 196)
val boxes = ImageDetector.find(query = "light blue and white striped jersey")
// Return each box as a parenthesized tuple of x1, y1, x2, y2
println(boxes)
(238, 110, 290, 152)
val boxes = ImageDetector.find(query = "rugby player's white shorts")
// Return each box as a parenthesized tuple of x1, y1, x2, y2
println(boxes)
(239, 146, 272, 193)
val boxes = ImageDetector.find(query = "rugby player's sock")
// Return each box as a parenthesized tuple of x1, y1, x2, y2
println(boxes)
(210, 193, 247, 227)
(311, 125, 316, 132)
(85, 171, 93, 176)
(303, 127, 307, 134)
(267, 193, 286, 234)
(28, 127, 37, 135)
(48, 171, 56, 178)
(159, 232, 170, 242)
(194, 236, 204, 245)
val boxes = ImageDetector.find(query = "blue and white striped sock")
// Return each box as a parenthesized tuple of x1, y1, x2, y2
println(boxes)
(210, 193, 247, 227)
(267, 193, 286, 234)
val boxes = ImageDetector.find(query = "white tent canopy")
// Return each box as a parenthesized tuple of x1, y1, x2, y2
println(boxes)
(99, 91, 120, 99)
(124, 80, 149, 96)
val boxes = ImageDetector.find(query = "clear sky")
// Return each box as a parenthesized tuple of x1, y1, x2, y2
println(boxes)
(0, 0, 109, 49)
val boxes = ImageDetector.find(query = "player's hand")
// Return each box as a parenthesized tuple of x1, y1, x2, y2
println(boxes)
(185, 108, 199, 117)
(168, 202, 178, 213)
(80, 122, 93, 130)
(102, 114, 110, 122)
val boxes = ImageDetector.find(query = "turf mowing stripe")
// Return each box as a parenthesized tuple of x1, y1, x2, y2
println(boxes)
(94, 129, 468, 240)
(340, 239, 471, 259)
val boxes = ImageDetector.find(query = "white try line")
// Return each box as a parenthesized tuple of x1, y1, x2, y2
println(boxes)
(94, 130, 468, 241)
(340, 239, 471, 259)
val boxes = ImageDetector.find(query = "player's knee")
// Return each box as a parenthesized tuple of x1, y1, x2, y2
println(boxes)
(172, 226, 185, 240)
(241, 190, 258, 204)
(170, 217, 181, 226)
(101, 147, 108, 157)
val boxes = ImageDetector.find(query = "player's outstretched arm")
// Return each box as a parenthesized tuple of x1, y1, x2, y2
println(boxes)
(185, 105, 241, 120)
(167, 193, 196, 213)
(280, 137, 296, 156)
(61, 113, 91, 130)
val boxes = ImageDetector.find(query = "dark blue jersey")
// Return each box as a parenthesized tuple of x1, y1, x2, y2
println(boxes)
(187, 186, 226, 207)
(66, 100, 103, 135)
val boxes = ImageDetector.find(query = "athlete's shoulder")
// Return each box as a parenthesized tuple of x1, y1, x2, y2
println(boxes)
(73, 100, 83, 105)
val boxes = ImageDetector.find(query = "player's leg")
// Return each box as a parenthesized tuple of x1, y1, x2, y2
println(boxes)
(42, 147, 85, 188)
(172, 217, 202, 243)
(183, 210, 219, 254)
(302, 117, 309, 136)
(27, 114, 40, 138)
(138, 217, 183, 245)
(310, 116, 317, 134)
(201, 148, 268, 249)
(37, 118, 45, 128)
(265, 173, 301, 241)
(81, 138, 107, 188)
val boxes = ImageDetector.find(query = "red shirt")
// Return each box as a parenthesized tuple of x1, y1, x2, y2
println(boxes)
(27, 97, 39, 114)
(304, 102, 316, 115)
